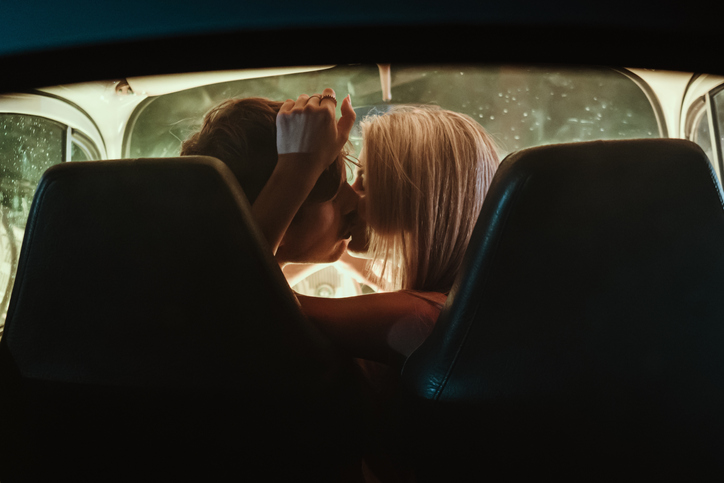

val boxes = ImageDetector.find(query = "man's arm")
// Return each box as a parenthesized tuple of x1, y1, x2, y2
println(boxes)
(251, 90, 355, 255)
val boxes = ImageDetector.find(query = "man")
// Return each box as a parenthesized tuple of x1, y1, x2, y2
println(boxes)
(180, 91, 361, 269)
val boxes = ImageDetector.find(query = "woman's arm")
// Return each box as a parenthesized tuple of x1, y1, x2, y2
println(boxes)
(297, 291, 442, 367)
(251, 90, 355, 255)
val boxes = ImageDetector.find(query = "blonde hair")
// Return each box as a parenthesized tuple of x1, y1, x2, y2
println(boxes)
(361, 105, 499, 292)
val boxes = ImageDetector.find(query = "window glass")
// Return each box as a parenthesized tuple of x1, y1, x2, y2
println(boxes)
(0, 115, 65, 331)
(0, 114, 65, 225)
(355, 66, 660, 157)
(713, 88, 724, 161)
(128, 64, 660, 162)
(694, 108, 714, 165)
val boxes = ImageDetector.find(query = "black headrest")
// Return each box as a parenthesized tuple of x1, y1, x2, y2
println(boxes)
(4, 156, 335, 386)
(401, 139, 724, 476)
(0, 157, 364, 480)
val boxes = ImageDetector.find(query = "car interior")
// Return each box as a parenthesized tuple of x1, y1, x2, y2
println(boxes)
(1, 0, 724, 480)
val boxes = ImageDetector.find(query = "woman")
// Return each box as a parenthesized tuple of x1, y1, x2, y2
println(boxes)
(269, 89, 499, 369)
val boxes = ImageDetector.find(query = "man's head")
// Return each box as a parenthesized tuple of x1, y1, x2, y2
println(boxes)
(181, 97, 359, 265)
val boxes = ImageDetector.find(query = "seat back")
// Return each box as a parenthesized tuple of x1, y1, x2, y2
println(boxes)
(401, 139, 724, 479)
(0, 157, 364, 481)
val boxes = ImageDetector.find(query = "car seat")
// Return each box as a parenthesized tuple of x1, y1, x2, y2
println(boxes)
(0, 156, 367, 482)
(399, 139, 724, 480)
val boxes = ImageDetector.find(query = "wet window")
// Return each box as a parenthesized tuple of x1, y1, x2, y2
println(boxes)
(128, 64, 660, 162)
(0, 115, 99, 332)
(354, 66, 660, 158)
(0, 114, 65, 328)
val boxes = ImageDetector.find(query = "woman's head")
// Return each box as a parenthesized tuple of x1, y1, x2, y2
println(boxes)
(360, 105, 499, 292)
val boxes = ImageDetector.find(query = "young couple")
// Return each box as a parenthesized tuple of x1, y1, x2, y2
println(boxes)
(182, 88, 499, 375)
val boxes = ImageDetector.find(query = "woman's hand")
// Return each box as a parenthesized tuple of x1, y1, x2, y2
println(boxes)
(276, 88, 355, 175)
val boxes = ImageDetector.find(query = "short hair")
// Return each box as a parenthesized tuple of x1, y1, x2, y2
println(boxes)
(361, 105, 500, 293)
(181, 97, 344, 205)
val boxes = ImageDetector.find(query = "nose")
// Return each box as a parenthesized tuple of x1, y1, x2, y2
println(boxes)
(337, 181, 360, 216)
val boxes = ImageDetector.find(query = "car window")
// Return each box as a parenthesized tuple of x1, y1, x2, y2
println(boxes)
(0, 114, 100, 333)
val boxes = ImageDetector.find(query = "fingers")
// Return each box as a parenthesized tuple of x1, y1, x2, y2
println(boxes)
(276, 89, 352, 160)
(282, 90, 337, 112)
(293, 93, 311, 110)
(320, 88, 337, 112)
(336, 94, 356, 148)
(280, 98, 296, 113)
(306, 94, 322, 108)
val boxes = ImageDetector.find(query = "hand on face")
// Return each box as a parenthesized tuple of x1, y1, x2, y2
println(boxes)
(276, 88, 355, 175)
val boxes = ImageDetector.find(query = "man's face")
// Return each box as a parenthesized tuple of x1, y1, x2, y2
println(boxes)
(276, 179, 361, 264)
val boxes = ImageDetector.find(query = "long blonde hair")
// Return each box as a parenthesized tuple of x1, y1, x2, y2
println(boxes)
(361, 105, 499, 292)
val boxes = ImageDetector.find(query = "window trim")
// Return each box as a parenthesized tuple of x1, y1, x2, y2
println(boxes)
(122, 96, 155, 159)
(617, 68, 668, 138)
(684, 94, 706, 139)
(682, 75, 724, 180)
(71, 128, 102, 161)
(0, 93, 106, 160)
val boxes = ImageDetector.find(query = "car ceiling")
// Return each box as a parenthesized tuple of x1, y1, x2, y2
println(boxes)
(0, 0, 718, 94)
